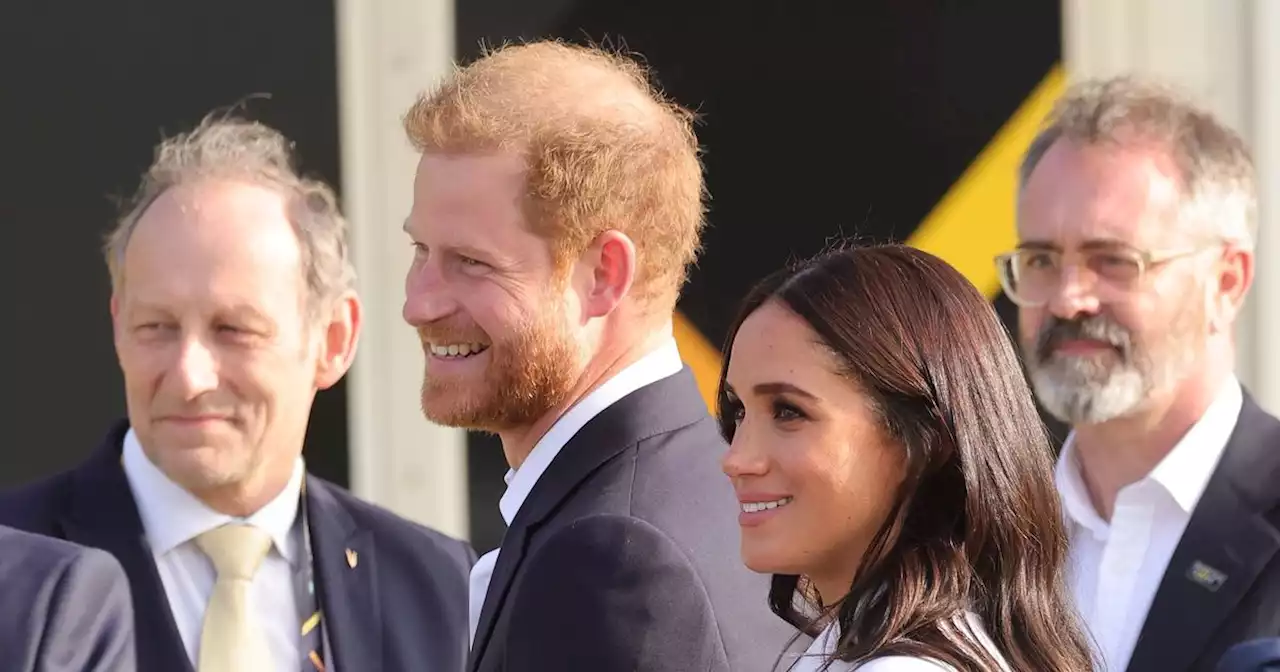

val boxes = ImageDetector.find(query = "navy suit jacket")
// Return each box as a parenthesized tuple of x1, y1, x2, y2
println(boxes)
(0, 421, 476, 672)
(1217, 638, 1280, 672)
(0, 524, 136, 671)
(469, 367, 800, 672)
(1123, 394, 1280, 671)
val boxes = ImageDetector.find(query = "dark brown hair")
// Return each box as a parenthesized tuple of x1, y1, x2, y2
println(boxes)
(717, 244, 1095, 671)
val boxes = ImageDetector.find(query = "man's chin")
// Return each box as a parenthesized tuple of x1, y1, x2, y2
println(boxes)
(420, 391, 495, 430)
(156, 451, 249, 492)
(1031, 373, 1147, 425)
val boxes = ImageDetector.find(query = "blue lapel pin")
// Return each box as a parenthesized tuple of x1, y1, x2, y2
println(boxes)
(1186, 560, 1228, 591)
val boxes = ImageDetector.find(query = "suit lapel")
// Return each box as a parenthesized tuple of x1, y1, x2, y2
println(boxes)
(468, 368, 710, 671)
(307, 476, 382, 672)
(468, 522, 529, 671)
(1126, 395, 1280, 672)
(60, 422, 192, 672)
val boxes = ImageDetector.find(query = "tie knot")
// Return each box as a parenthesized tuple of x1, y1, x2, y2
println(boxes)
(196, 524, 272, 581)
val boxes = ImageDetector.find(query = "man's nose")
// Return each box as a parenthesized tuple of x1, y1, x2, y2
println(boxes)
(403, 260, 459, 325)
(173, 337, 219, 399)
(1046, 265, 1102, 320)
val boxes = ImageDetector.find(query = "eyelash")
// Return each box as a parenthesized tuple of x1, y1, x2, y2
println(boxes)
(724, 398, 808, 424)
(410, 243, 489, 270)
(771, 400, 806, 421)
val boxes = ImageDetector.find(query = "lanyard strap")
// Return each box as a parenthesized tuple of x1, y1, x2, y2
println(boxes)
(297, 479, 326, 671)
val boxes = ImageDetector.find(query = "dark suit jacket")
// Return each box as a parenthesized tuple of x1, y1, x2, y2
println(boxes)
(0, 421, 476, 672)
(0, 524, 136, 671)
(469, 367, 800, 672)
(1216, 638, 1280, 672)
(1124, 393, 1280, 672)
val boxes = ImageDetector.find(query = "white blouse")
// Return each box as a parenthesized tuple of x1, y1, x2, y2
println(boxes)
(786, 612, 1010, 672)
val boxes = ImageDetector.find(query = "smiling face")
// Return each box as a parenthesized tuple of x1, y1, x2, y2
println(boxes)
(403, 153, 586, 431)
(720, 300, 905, 602)
(112, 180, 350, 506)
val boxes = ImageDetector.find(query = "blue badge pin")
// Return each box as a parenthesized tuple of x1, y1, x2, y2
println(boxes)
(1187, 560, 1228, 591)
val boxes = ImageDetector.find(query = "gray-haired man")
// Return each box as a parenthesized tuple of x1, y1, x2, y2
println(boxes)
(1001, 76, 1280, 672)
(0, 114, 475, 672)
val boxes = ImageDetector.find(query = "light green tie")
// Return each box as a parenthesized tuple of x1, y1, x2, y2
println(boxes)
(196, 523, 273, 672)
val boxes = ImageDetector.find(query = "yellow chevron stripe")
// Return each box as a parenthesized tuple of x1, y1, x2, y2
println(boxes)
(673, 65, 1067, 412)
(906, 65, 1066, 298)
(674, 311, 721, 412)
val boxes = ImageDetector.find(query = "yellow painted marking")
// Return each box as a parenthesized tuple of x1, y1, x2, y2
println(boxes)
(907, 65, 1067, 298)
(673, 310, 722, 412)
(674, 65, 1068, 410)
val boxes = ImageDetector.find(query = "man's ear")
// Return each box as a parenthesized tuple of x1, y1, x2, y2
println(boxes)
(578, 230, 637, 319)
(1209, 246, 1252, 333)
(315, 292, 362, 389)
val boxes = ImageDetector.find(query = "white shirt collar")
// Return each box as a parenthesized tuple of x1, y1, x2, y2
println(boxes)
(497, 337, 685, 525)
(121, 427, 306, 565)
(1056, 375, 1243, 531)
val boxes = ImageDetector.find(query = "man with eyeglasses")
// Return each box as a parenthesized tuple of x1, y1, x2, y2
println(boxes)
(1003, 75, 1280, 672)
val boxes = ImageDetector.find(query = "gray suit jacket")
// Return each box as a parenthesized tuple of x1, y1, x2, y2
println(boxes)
(469, 367, 801, 672)
(0, 524, 135, 671)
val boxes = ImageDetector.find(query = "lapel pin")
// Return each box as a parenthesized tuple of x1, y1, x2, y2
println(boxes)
(1187, 560, 1227, 591)
(345, 548, 358, 569)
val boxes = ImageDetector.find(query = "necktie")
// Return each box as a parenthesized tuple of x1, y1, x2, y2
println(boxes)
(196, 523, 273, 672)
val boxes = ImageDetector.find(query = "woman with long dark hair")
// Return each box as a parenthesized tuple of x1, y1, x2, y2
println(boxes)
(719, 244, 1095, 671)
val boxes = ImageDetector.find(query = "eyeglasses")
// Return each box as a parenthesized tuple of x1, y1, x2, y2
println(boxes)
(994, 243, 1218, 308)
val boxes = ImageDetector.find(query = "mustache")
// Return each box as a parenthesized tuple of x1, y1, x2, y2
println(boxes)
(416, 324, 490, 345)
(1035, 314, 1132, 362)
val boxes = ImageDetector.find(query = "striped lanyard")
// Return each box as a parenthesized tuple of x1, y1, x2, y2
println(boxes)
(297, 480, 326, 671)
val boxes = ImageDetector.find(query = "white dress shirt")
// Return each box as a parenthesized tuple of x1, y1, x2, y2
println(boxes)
(122, 428, 307, 671)
(1056, 377, 1243, 672)
(467, 337, 685, 644)
(789, 613, 1009, 671)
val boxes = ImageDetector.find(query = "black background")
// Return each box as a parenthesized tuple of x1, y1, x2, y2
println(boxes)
(1, 0, 349, 487)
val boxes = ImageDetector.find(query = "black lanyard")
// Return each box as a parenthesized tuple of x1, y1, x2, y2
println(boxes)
(296, 479, 326, 671)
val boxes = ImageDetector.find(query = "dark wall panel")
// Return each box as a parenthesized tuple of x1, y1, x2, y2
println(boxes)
(0, 0, 349, 487)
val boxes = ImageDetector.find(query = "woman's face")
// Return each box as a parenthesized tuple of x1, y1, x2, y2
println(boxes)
(721, 300, 906, 602)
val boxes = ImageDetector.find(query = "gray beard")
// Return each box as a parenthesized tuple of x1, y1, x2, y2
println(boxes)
(1030, 353, 1149, 425)
(1028, 335, 1198, 426)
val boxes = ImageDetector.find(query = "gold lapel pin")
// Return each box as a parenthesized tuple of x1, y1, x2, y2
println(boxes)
(345, 548, 359, 569)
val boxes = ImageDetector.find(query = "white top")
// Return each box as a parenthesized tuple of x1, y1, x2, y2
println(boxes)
(789, 612, 1010, 671)
(1056, 376, 1242, 671)
(467, 337, 685, 643)
(122, 428, 308, 671)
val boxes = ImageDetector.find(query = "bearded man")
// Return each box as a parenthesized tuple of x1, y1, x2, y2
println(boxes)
(1002, 75, 1280, 672)
(399, 41, 795, 672)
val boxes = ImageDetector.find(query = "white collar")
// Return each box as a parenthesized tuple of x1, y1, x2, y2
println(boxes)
(121, 427, 306, 565)
(497, 337, 685, 525)
(1056, 376, 1243, 531)
(793, 612, 1002, 671)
